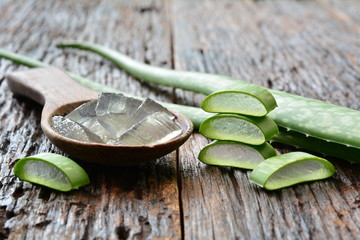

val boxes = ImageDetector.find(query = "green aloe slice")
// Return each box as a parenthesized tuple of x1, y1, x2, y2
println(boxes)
(13, 153, 90, 192)
(249, 152, 336, 190)
(201, 84, 277, 116)
(199, 114, 279, 145)
(198, 140, 276, 169)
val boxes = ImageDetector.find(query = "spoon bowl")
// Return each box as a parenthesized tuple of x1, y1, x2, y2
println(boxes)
(6, 67, 193, 165)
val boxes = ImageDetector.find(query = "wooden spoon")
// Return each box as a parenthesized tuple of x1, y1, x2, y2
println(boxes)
(6, 67, 193, 165)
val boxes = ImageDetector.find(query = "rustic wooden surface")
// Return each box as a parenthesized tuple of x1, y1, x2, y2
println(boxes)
(1, 0, 360, 239)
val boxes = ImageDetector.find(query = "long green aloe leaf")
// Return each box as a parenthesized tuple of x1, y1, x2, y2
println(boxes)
(55, 42, 360, 163)
(249, 152, 336, 190)
(1, 48, 360, 163)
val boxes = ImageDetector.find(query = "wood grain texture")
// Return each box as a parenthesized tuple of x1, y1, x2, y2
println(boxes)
(172, 0, 360, 239)
(1, 0, 360, 239)
(0, 0, 180, 239)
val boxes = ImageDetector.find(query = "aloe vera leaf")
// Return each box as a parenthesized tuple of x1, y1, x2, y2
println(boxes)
(201, 84, 277, 116)
(198, 140, 276, 169)
(56, 42, 237, 94)
(273, 128, 360, 164)
(249, 152, 336, 190)
(13, 153, 90, 192)
(0, 49, 49, 68)
(1, 49, 360, 163)
(199, 114, 279, 145)
(54, 42, 360, 154)
(0, 48, 119, 94)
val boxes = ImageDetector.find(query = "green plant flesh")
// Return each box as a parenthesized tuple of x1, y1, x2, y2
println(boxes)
(199, 114, 279, 145)
(198, 140, 276, 169)
(201, 84, 277, 116)
(1, 47, 360, 163)
(249, 152, 336, 190)
(13, 153, 90, 192)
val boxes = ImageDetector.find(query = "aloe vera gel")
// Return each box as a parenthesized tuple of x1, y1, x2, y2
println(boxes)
(52, 93, 183, 146)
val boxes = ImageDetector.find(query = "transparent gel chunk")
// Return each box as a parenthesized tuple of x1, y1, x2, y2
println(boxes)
(96, 92, 142, 115)
(109, 112, 183, 146)
(97, 113, 128, 138)
(66, 99, 115, 142)
(127, 98, 175, 128)
(52, 116, 103, 143)
(52, 93, 184, 145)
(77, 117, 115, 142)
(66, 100, 97, 122)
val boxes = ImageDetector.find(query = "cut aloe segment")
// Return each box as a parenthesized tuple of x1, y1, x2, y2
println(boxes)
(199, 114, 279, 145)
(250, 152, 336, 190)
(198, 140, 276, 169)
(13, 153, 90, 192)
(201, 84, 277, 116)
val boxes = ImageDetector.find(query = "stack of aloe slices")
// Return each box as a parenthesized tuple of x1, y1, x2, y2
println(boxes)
(198, 88, 336, 190)
(198, 86, 279, 169)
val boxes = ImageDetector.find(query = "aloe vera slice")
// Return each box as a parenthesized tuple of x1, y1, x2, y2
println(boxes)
(13, 153, 90, 192)
(198, 140, 276, 169)
(249, 152, 336, 190)
(201, 84, 277, 116)
(199, 114, 279, 145)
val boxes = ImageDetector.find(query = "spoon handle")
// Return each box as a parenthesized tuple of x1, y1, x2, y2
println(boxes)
(6, 67, 98, 114)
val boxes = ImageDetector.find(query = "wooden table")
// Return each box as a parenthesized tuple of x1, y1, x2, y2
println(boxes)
(1, 0, 360, 239)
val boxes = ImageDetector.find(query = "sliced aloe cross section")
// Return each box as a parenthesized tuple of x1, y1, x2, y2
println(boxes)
(201, 84, 277, 116)
(13, 153, 90, 192)
(198, 140, 277, 169)
(250, 152, 336, 190)
(199, 114, 278, 145)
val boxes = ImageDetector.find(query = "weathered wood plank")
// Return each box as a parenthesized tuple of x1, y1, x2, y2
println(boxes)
(2, 0, 360, 239)
(0, 0, 181, 239)
(172, 1, 360, 239)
